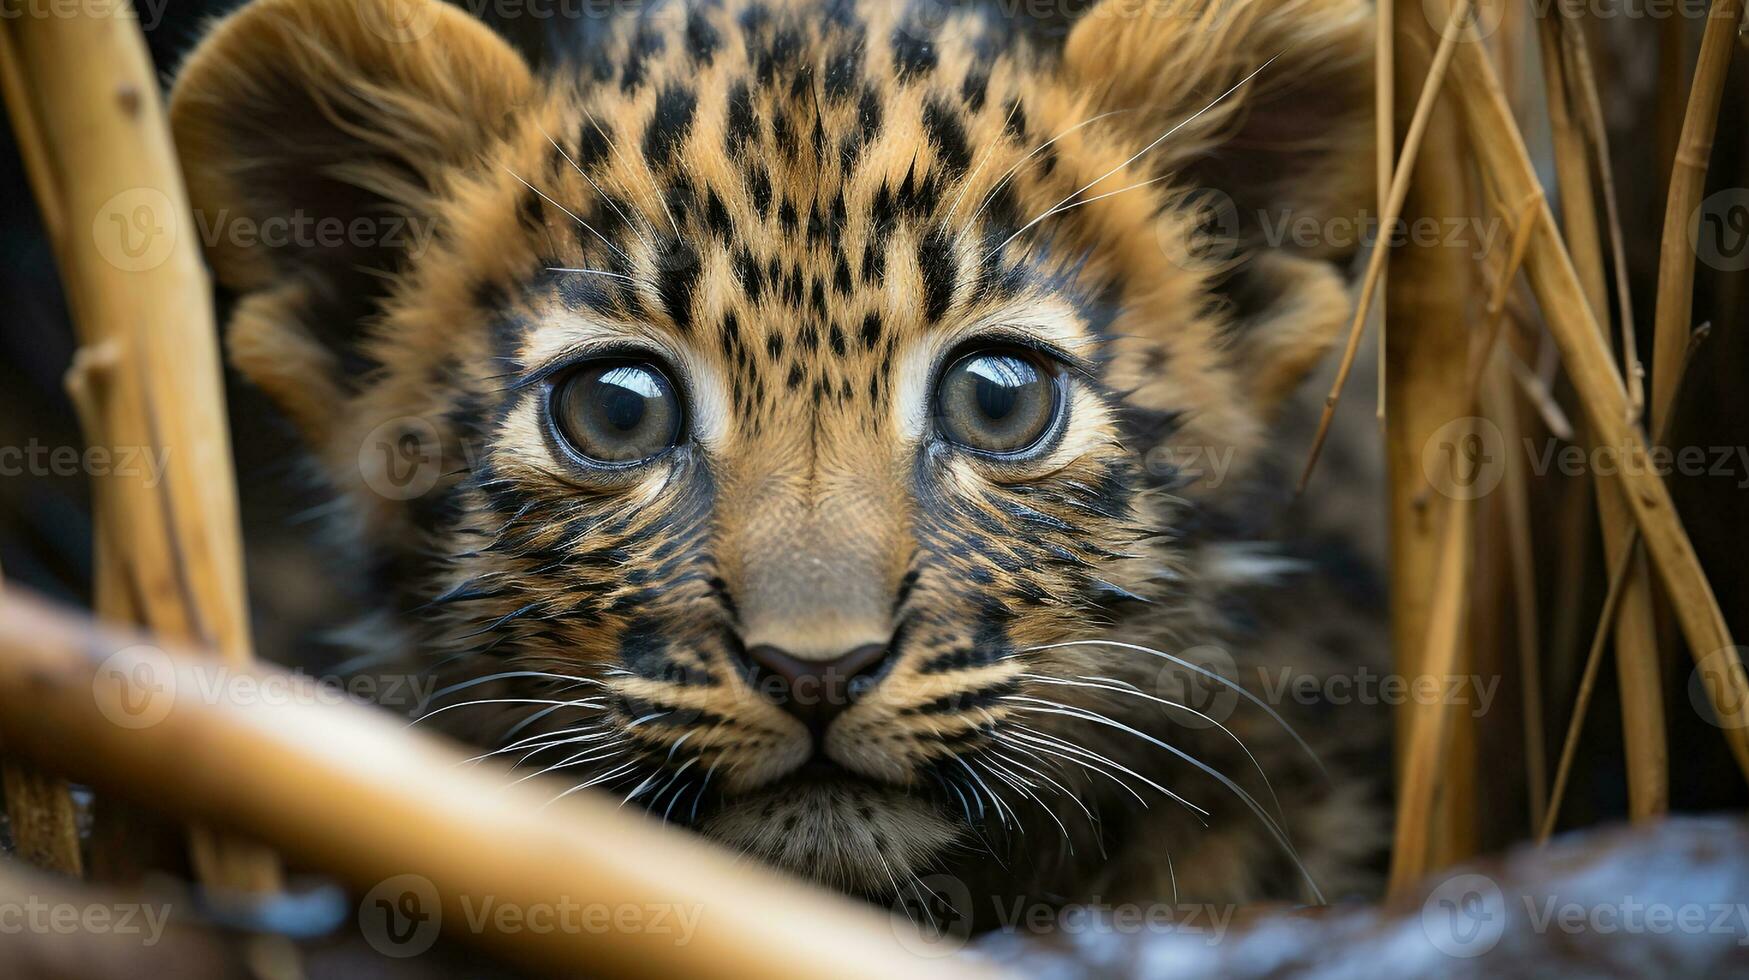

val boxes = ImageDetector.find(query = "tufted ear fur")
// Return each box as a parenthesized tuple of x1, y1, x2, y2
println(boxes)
(170, 0, 533, 444)
(1064, 0, 1374, 411)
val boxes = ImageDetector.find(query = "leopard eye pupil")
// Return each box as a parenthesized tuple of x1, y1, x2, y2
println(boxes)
(551, 360, 683, 465)
(600, 369, 652, 431)
(975, 370, 1020, 422)
(936, 349, 1060, 456)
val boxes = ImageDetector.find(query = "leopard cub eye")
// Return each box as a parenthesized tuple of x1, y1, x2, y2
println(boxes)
(549, 360, 684, 465)
(935, 348, 1063, 456)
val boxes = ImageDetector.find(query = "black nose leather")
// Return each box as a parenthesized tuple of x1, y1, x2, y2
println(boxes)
(739, 642, 892, 737)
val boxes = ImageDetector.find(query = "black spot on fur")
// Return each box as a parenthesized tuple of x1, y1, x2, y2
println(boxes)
(644, 86, 698, 168)
(823, 36, 864, 101)
(961, 69, 989, 112)
(705, 187, 733, 239)
(748, 166, 773, 217)
(859, 312, 882, 348)
(922, 99, 972, 175)
(656, 239, 700, 332)
(890, 26, 937, 78)
(734, 248, 763, 299)
(685, 8, 720, 64)
(621, 26, 665, 92)
(725, 80, 758, 153)
(917, 229, 956, 323)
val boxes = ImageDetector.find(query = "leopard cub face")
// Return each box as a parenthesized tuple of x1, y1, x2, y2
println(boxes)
(174, 0, 1374, 900)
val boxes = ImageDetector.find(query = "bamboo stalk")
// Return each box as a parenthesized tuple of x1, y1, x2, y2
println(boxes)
(1652, 1, 1742, 437)
(1537, 8, 1668, 823)
(0, 3, 279, 892)
(1445, 23, 1749, 775)
(1540, 325, 1710, 841)
(0, 559, 83, 874)
(1387, 488, 1472, 895)
(0, 590, 987, 980)
(1300, 0, 1474, 492)
(1553, 1, 1642, 416)
(1381, 0, 1476, 857)
(1375, 0, 1393, 423)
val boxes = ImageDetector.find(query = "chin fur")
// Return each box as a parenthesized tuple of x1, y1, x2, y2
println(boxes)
(702, 782, 959, 895)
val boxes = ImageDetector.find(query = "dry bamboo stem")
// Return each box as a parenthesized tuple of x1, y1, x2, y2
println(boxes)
(1387, 488, 1472, 895)
(1486, 344, 1547, 833)
(1553, 2, 1642, 416)
(0, 590, 988, 980)
(1299, 0, 1474, 492)
(1446, 24, 1749, 775)
(0, 4, 278, 891)
(1652, 1, 1742, 438)
(0, 560, 83, 874)
(1539, 325, 1710, 841)
(1388, 195, 1538, 891)
(1375, 0, 1394, 422)
(1537, 10, 1668, 823)
(1381, 0, 1473, 836)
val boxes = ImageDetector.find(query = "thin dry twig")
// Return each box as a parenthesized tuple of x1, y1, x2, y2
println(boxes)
(1652, 0, 1742, 434)
(1537, 7, 1667, 823)
(1299, 0, 1475, 492)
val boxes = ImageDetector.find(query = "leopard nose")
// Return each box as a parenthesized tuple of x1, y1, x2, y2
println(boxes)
(738, 642, 893, 737)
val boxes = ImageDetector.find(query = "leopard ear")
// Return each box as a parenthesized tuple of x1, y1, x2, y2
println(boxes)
(1064, 0, 1374, 410)
(169, 0, 532, 442)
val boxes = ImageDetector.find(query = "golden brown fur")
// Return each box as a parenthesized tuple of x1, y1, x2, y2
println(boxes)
(172, 0, 1387, 916)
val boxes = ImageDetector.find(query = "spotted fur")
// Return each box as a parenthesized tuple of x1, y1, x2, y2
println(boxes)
(173, 0, 1387, 914)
